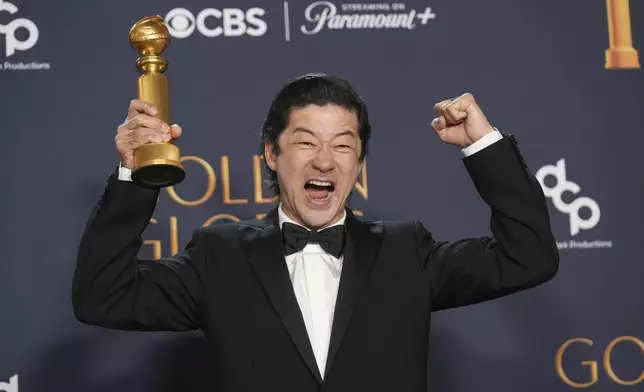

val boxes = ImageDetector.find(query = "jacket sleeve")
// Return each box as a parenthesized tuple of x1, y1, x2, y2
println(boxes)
(72, 171, 206, 331)
(416, 135, 559, 312)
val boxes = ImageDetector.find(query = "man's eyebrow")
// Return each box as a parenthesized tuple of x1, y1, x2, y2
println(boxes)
(292, 127, 356, 140)
(293, 127, 314, 136)
(334, 130, 356, 138)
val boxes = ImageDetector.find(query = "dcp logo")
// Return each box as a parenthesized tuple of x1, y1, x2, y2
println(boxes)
(0, 374, 18, 392)
(536, 158, 600, 236)
(164, 7, 267, 39)
(0, 0, 38, 57)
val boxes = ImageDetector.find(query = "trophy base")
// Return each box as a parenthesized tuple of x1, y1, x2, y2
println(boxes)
(132, 143, 185, 188)
(605, 48, 640, 69)
(132, 161, 185, 188)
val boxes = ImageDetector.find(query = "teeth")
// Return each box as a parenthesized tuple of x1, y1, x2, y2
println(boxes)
(307, 180, 332, 187)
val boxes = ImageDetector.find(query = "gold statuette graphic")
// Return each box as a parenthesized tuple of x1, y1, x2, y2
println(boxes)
(605, 0, 640, 69)
(129, 16, 185, 187)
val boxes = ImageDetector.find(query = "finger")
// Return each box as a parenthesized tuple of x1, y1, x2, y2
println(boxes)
(433, 99, 452, 118)
(437, 99, 461, 124)
(126, 127, 152, 148)
(431, 116, 447, 131)
(454, 93, 479, 116)
(126, 113, 170, 133)
(116, 130, 145, 153)
(148, 131, 169, 143)
(458, 92, 476, 111)
(140, 127, 171, 143)
(446, 105, 467, 124)
(170, 124, 182, 140)
(440, 101, 459, 125)
(126, 127, 168, 147)
(127, 99, 158, 119)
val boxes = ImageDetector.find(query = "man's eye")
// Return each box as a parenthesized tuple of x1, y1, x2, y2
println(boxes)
(298, 141, 315, 146)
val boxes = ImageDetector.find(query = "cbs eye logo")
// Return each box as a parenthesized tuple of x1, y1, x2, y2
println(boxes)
(164, 7, 267, 39)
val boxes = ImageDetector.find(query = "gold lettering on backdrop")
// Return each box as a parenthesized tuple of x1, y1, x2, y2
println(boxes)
(145, 217, 180, 257)
(203, 214, 241, 227)
(253, 155, 279, 204)
(144, 218, 162, 260)
(605, 0, 640, 69)
(169, 216, 179, 256)
(221, 156, 249, 204)
(354, 159, 368, 199)
(604, 336, 644, 386)
(167, 156, 217, 206)
(556, 338, 598, 388)
(555, 336, 644, 388)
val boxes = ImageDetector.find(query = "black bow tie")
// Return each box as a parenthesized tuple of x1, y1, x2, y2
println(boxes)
(281, 222, 346, 258)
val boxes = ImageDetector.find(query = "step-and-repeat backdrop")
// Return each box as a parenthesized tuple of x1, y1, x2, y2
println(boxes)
(1, 0, 643, 390)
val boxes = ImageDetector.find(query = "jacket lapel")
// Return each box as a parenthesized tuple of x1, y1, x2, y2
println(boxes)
(324, 210, 384, 378)
(240, 207, 323, 384)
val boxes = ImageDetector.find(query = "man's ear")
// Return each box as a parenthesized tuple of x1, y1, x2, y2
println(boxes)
(264, 142, 277, 171)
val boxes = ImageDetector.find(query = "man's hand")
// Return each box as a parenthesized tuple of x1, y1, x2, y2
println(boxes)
(115, 99, 182, 169)
(431, 93, 494, 148)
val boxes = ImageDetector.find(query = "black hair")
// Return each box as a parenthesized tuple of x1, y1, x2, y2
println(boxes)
(259, 73, 371, 195)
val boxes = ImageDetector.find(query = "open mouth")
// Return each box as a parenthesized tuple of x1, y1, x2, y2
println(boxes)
(304, 180, 335, 202)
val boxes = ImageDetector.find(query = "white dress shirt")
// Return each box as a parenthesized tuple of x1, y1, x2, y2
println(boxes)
(116, 129, 503, 376)
(277, 205, 345, 377)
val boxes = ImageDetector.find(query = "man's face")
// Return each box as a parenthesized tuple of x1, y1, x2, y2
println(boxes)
(265, 104, 361, 230)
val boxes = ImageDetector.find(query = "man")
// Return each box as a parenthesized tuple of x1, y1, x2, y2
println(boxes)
(73, 73, 559, 391)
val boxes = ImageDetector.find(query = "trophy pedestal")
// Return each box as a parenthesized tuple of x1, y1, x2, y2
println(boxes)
(132, 142, 184, 187)
(605, 48, 640, 69)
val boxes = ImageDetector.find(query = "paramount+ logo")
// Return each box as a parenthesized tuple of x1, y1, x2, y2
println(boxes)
(164, 7, 267, 39)
(299, 2, 436, 35)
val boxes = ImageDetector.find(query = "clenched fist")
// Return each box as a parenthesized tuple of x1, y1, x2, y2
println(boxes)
(431, 93, 494, 148)
(115, 99, 182, 169)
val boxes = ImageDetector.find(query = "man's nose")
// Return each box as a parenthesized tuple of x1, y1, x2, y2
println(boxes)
(312, 147, 334, 172)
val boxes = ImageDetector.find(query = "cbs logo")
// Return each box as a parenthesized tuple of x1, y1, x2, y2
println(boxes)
(555, 336, 644, 388)
(164, 7, 267, 39)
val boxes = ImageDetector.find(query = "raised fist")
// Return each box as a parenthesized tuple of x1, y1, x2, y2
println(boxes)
(431, 93, 494, 148)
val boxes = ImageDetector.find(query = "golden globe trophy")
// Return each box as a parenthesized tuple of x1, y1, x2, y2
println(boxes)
(128, 15, 185, 187)
(605, 0, 640, 69)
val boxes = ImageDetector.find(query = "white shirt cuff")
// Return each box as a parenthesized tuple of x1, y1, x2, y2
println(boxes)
(461, 128, 503, 157)
(118, 164, 133, 182)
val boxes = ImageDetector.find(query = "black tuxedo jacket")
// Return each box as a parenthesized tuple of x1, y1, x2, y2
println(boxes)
(72, 135, 559, 392)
